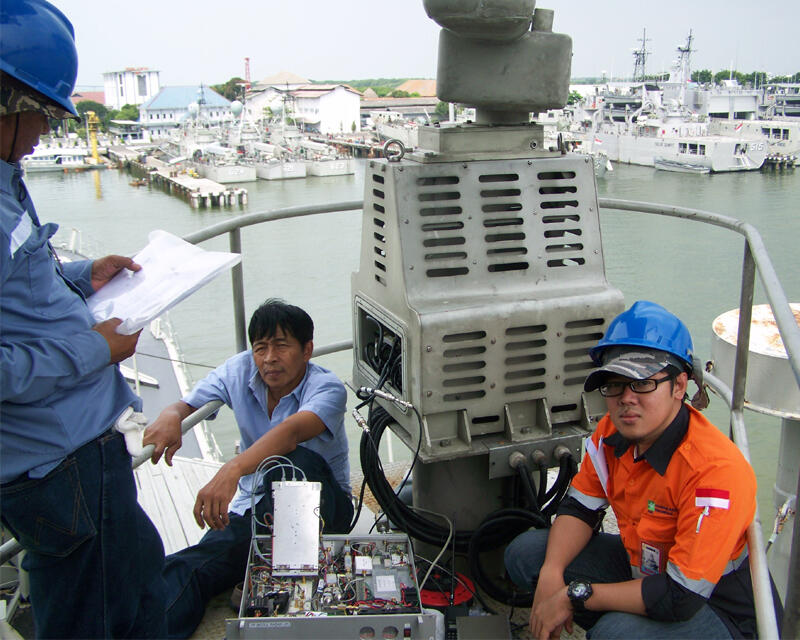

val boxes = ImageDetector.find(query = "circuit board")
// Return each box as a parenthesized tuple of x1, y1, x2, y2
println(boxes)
(226, 534, 437, 639)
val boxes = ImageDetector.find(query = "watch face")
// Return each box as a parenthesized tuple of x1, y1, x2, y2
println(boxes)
(569, 581, 591, 600)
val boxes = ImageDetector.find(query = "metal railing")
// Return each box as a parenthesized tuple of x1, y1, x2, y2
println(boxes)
(3, 197, 798, 638)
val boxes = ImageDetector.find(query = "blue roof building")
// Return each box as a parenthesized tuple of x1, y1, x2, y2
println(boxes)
(140, 85, 232, 139)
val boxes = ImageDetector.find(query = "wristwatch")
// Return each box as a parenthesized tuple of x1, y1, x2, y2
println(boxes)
(566, 580, 593, 612)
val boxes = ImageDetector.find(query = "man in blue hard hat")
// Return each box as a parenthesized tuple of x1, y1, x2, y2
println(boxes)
(0, 1, 167, 637)
(505, 301, 780, 639)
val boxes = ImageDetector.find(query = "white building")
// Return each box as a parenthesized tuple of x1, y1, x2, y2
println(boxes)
(103, 67, 160, 110)
(244, 72, 361, 134)
(292, 85, 362, 134)
(139, 86, 232, 139)
(245, 72, 309, 122)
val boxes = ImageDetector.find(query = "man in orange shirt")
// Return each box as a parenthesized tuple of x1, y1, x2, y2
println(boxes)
(505, 301, 779, 639)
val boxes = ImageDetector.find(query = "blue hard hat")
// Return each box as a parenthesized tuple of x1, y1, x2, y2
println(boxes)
(0, 0, 79, 117)
(589, 300, 694, 370)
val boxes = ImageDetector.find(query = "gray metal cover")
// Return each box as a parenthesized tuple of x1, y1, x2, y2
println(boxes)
(271, 481, 321, 576)
(352, 154, 623, 464)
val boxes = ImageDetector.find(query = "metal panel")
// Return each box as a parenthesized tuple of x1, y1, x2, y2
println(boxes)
(352, 155, 623, 464)
(271, 481, 321, 576)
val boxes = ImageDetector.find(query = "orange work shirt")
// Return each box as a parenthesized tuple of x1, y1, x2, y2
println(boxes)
(569, 404, 755, 596)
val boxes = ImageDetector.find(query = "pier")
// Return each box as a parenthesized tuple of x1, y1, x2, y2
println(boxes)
(107, 147, 248, 208)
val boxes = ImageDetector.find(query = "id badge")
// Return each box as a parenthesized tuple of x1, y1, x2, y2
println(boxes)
(640, 542, 662, 575)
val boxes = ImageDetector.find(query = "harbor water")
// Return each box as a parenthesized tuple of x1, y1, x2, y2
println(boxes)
(28, 161, 800, 536)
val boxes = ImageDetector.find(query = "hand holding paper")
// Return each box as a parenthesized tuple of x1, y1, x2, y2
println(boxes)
(87, 230, 241, 335)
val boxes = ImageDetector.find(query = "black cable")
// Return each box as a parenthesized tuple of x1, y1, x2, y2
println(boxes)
(515, 461, 543, 518)
(361, 406, 475, 550)
(467, 510, 544, 606)
(542, 454, 577, 520)
(537, 464, 548, 505)
(345, 465, 370, 534)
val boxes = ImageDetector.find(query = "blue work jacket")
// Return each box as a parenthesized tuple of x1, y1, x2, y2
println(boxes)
(0, 160, 139, 483)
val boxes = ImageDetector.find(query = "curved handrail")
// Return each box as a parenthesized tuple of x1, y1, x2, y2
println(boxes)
(3, 197, 797, 638)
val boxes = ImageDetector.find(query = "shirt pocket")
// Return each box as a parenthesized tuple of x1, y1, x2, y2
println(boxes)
(20, 222, 84, 319)
(635, 511, 678, 574)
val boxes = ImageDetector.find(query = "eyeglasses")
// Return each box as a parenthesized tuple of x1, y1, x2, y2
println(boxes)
(598, 376, 674, 397)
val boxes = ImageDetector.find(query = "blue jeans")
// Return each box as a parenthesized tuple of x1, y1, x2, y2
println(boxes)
(163, 446, 353, 638)
(0, 429, 167, 639)
(504, 529, 733, 639)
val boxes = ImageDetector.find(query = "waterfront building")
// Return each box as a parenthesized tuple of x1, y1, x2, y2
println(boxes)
(245, 72, 309, 122)
(108, 119, 150, 144)
(292, 84, 361, 134)
(245, 73, 361, 135)
(103, 67, 160, 110)
(139, 86, 232, 139)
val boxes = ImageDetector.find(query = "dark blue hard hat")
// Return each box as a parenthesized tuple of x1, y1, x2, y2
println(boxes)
(0, 0, 79, 118)
(589, 300, 694, 371)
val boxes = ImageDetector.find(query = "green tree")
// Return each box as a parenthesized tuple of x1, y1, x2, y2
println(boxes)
(109, 104, 139, 122)
(434, 101, 449, 117)
(75, 100, 107, 121)
(389, 89, 411, 98)
(74, 100, 110, 131)
(351, 121, 357, 133)
(713, 70, 737, 85)
(567, 90, 583, 105)
(211, 77, 246, 101)
(691, 69, 713, 84)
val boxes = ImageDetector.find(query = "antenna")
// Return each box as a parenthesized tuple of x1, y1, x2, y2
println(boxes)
(632, 28, 651, 83)
(244, 57, 251, 90)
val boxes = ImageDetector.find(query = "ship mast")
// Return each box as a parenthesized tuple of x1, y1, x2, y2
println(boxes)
(632, 28, 650, 83)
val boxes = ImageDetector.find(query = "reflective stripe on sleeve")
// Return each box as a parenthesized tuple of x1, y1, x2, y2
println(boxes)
(10, 211, 32, 257)
(666, 562, 715, 598)
(566, 485, 609, 511)
(722, 546, 749, 575)
(585, 435, 609, 495)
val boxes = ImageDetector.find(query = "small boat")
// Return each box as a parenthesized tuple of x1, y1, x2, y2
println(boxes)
(653, 156, 711, 174)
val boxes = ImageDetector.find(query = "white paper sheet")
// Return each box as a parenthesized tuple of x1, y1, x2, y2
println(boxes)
(87, 229, 241, 335)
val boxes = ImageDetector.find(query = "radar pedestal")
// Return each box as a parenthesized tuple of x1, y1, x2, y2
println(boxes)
(351, 1, 623, 549)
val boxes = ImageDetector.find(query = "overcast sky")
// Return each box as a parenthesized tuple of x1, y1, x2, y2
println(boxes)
(54, 0, 799, 89)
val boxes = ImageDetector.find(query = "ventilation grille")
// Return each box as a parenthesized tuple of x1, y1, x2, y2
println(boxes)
(561, 318, 605, 386)
(416, 175, 467, 278)
(413, 168, 589, 280)
(503, 323, 547, 394)
(441, 329, 487, 402)
(479, 172, 529, 274)
(538, 170, 586, 269)
(371, 173, 388, 286)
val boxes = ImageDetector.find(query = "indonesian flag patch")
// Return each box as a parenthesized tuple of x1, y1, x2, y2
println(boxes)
(695, 488, 730, 509)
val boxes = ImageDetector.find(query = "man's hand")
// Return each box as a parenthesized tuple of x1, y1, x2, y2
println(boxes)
(92, 318, 140, 363)
(530, 566, 571, 640)
(530, 585, 574, 640)
(91, 254, 140, 292)
(193, 461, 243, 530)
(143, 408, 184, 466)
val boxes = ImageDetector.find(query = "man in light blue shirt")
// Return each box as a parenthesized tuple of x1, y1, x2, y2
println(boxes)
(143, 298, 352, 638)
(1, 2, 167, 637)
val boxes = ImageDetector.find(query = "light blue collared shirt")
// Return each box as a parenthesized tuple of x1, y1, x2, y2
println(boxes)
(183, 351, 349, 515)
(0, 159, 140, 483)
